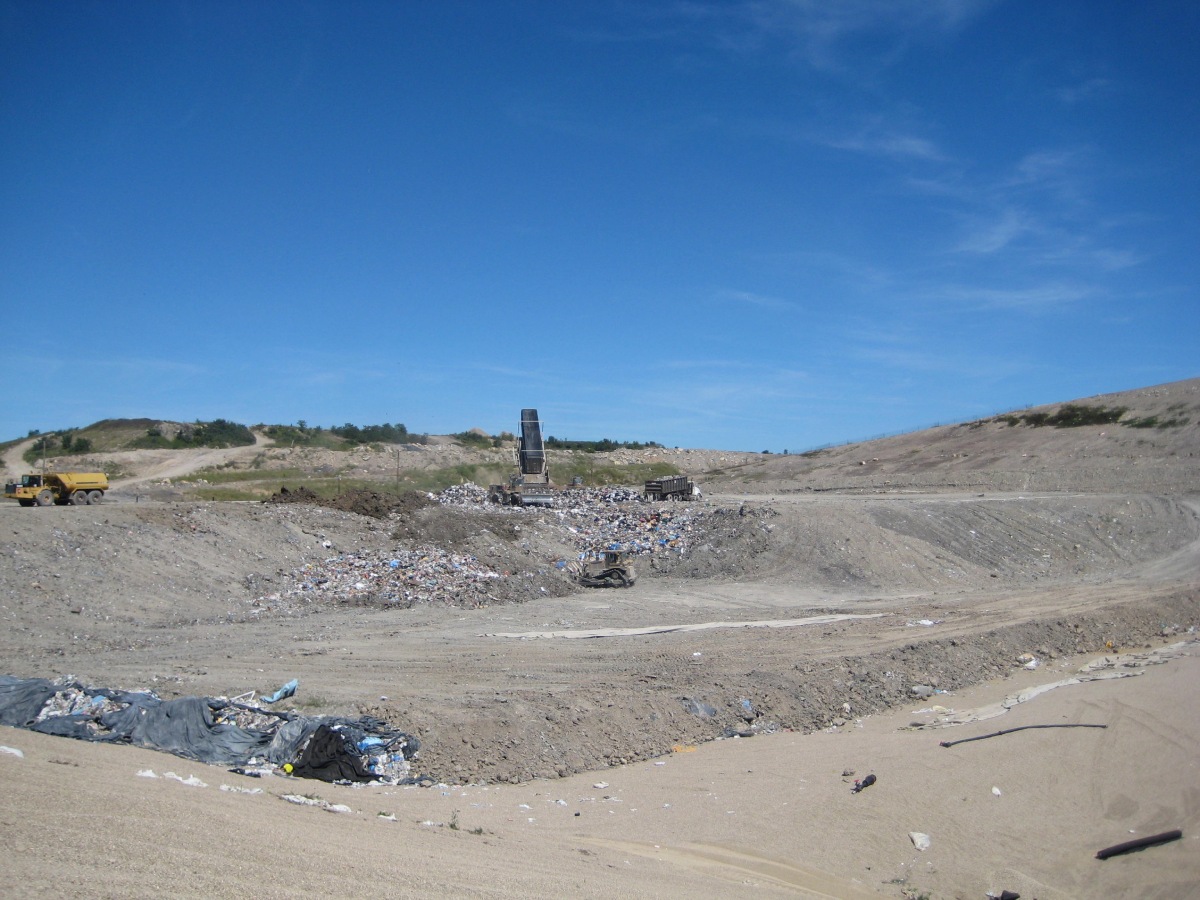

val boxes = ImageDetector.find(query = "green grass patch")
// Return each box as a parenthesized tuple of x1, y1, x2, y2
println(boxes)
(544, 437, 664, 452)
(450, 431, 495, 449)
(178, 456, 682, 500)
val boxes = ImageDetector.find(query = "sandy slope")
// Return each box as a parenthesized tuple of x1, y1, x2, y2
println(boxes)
(2, 644, 1196, 898)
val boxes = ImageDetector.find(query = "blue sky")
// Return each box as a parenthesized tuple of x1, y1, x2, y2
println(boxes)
(2, 1, 1197, 451)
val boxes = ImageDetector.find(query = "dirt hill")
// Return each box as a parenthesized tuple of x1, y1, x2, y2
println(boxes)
(1, 376, 1197, 787)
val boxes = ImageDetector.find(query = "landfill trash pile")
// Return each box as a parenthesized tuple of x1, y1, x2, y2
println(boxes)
(437, 482, 703, 556)
(0, 674, 419, 784)
(249, 483, 764, 611)
(434, 483, 645, 509)
(253, 544, 507, 611)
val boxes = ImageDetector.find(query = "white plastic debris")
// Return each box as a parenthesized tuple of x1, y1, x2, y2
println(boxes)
(0, 745, 24, 758)
(164, 772, 207, 787)
(282, 793, 351, 813)
(909, 832, 931, 851)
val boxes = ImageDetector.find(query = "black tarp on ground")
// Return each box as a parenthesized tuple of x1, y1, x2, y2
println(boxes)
(0, 676, 60, 727)
(0, 675, 419, 782)
(291, 723, 373, 782)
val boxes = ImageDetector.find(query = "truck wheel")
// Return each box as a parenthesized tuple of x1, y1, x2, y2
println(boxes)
(71, 491, 89, 505)
(36, 490, 54, 507)
(18, 499, 34, 507)
(88, 490, 104, 504)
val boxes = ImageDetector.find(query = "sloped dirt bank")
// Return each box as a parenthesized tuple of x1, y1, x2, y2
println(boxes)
(1, 486, 1196, 786)
(365, 589, 1199, 784)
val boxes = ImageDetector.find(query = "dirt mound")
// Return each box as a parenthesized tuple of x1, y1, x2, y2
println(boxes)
(265, 486, 435, 520)
(264, 485, 323, 504)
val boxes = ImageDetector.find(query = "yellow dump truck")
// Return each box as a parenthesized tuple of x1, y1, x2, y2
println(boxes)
(4, 472, 109, 506)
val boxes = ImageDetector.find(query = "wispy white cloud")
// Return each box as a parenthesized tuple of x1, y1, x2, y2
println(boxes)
(935, 281, 1094, 311)
(1054, 77, 1112, 105)
(713, 288, 796, 311)
(823, 127, 950, 163)
(583, 1, 999, 75)
(953, 207, 1031, 254)
(845, 325, 1043, 381)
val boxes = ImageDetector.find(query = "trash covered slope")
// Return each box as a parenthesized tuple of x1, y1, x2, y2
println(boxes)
(0, 675, 418, 784)
(251, 483, 713, 611)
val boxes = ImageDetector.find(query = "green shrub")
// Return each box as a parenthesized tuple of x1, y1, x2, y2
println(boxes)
(543, 437, 664, 452)
(451, 431, 494, 449)
(995, 405, 1126, 428)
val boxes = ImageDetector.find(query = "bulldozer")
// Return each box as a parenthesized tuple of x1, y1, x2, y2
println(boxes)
(577, 549, 637, 588)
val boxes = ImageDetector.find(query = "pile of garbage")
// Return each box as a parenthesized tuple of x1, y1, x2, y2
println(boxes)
(552, 504, 700, 556)
(256, 545, 505, 610)
(436, 482, 702, 556)
(253, 483, 711, 610)
(435, 483, 646, 510)
(0, 675, 419, 785)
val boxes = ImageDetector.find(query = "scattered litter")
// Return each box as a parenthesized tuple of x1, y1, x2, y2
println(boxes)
(282, 794, 353, 814)
(1095, 829, 1182, 860)
(986, 890, 1021, 900)
(0, 745, 24, 758)
(851, 773, 876, 793)
(220, 784, 263, 795)
(260, 678, 299, 704)
(137, 769, 157, 778)
(1019, 653, 1040, 670)
(905, 640, 1197, 730)
(992, 786, 1002, 797)
(164, 772, 207, 788)
(682, 699, 718, 718)
(909, 831, 931, 851)
(593, 782, 609, 790)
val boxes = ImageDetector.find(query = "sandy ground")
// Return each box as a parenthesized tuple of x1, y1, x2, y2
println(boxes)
(1, 377, 1198, 897)
(2, 643, 1196, 898)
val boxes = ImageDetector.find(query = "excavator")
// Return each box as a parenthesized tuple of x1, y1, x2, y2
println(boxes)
(488, 408, 555, 507)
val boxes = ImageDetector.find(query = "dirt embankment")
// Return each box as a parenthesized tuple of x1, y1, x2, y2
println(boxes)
(2, 482, 1196, 784)
(1, 376, 1197, 785)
